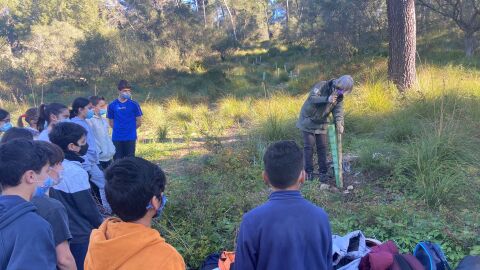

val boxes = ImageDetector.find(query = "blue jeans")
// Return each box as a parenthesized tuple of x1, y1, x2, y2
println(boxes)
(302, 131, 328, 175)
(70, 242, 89, 270)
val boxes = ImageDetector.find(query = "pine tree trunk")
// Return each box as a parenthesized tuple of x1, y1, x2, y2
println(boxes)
(387, 0, 416, 92)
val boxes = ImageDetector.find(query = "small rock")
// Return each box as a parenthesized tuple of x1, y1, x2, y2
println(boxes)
(347, 185, 354, 190)
(343, 190, 350, 194)
(331, 187, 339, 192)
(320, 184, 330, 190)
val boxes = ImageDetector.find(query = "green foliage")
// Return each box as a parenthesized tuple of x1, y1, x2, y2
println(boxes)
(218, 97, 253, 124)
(251, 94, 302, 142)
(74, 31, 116, 83)
(23, 21, 84, 84)
(156, 125, 169, 142)
(152, 146, 265, 267)
(355, 139, 398, 177)
(394, 118, 479, 209)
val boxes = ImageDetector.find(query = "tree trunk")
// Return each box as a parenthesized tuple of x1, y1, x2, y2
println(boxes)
(264, 1, 271, 40)
(285, 0, 290, 39)
(387, 0, 416, 92)
(223, 1, 237, 41)
(464, 31, 476, 57)
(222, 0, 238, 42)
(202, 0, 207, 28)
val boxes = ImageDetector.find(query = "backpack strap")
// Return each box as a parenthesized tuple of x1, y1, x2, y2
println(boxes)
(430, 243, 452, 270)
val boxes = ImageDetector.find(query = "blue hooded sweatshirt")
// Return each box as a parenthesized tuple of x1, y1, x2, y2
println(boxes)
(0, 195, 57, 270)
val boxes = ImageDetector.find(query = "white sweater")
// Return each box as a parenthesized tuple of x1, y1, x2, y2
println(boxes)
(86, 115, 116, 162)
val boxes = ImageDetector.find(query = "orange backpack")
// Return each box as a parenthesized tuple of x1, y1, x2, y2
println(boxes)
(218, 251, 235, 270)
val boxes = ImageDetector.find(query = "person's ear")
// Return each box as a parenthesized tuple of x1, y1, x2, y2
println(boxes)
(298, 170, 306, 185)
(22, 170, 37, 185)
(150, 195, 161, 210)
(50, 114, 58, 123)
(262, 171, 270, 186)
(67, 142, 77, 152)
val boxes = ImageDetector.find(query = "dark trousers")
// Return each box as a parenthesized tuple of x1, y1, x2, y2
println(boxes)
(113, 140, 136, 160)
(303, 131, 328, 174)
(70, 241, 89, 270)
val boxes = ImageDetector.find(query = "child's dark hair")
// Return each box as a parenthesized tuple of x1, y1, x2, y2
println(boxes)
(263, 140, 304, 189)
(105, 157, 166, 222)
(117, 80, 131, 91)
(17, 107, 38, 128)
(38, 103, 68, 132)
(89, 96, 105, 106)
(49, 122, 87, 151)
(0, 139, 49, 188)
(0, 108, 9, 121)
(36, 141, 64, 165)
(0, 128, 34, 144)
(70, 97, 90, 118)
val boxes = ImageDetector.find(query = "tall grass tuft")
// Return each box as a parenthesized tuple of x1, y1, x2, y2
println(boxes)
(251, 93, 303, 142)
(139, 103, 167, 140)
(218, 96, 252, 124)
(394, 103, 479, 209)
(344, 81, 397, 134)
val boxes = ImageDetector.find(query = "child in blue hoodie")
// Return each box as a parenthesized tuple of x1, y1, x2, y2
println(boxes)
(0, 139, 57, 270)
(235, 140, 333, 270)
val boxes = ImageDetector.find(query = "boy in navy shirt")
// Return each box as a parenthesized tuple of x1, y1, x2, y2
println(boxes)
(235, 140, 333, 270)
(107, 80, 143, 159)
(0, 139, 57, 269)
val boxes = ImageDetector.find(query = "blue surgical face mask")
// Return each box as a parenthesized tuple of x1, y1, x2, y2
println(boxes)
(146, 195, 168, 219)
(60, 118, 71, 123)
(0, 122, 12, 132)
(86, 109, 94, 119)
(121, 93, 131, 100)
(99, 109, 107, 116)
(33, 178, 55, 197)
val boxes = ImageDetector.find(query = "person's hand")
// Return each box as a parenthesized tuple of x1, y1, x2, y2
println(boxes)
(336, 123, 344, 134)
(328, 94, 338, 103)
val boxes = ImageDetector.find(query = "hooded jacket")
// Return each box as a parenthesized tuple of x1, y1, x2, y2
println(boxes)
(296, 79, 345, 134)
(0, 195, 57, 270)
(50, 152, 103, 244)
(84, 218, 185, 270)
(71, 117, 99, 165)
(86, 115, 116, 162)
